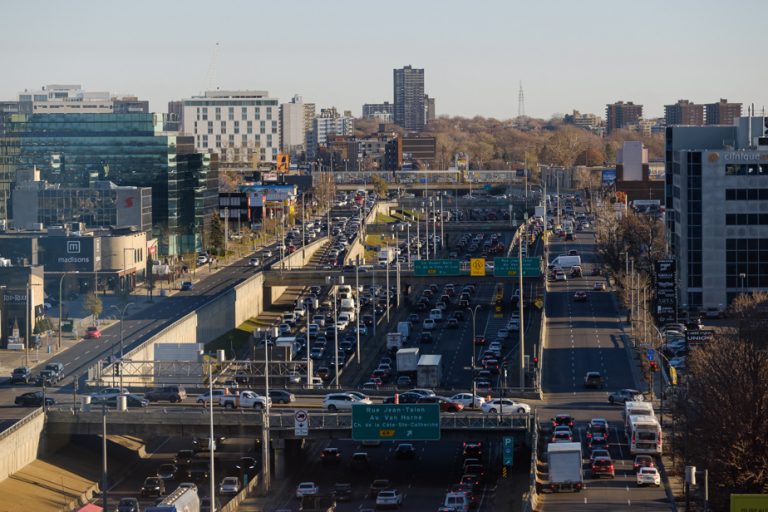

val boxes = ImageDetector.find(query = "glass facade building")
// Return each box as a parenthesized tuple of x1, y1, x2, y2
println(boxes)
(0, 113, 218, 255)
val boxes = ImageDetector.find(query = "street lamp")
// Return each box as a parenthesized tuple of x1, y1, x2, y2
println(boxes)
(110, 303, 133, 390)
(58, 271, 79, 351)
(469, 305, 483, 404)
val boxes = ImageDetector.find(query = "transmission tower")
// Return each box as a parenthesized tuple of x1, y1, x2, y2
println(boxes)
(517, 81, 526, 119)
(205, 42, 220, 93)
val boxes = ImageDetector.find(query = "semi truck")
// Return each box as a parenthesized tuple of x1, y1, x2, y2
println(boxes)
(546, 442, 583, 492)
(416, 354, 442, 388)
(145, 486, 200, 512)
(396, 348, 420, 378)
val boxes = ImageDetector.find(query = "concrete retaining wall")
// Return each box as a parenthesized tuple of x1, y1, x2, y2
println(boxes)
(0, 409, 44, 482)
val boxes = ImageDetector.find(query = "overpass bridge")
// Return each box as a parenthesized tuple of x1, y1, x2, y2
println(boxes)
(261, 268, 542, 287)
(45, 407, 532, 442)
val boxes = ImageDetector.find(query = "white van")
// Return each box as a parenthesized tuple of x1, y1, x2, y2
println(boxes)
(623, 401, 654, 429)
(443, 492, 470, 512)
(549, 255, 582, 269)
(430, 309, 443, 322)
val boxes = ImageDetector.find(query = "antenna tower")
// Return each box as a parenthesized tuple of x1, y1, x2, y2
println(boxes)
(205, 42, 220, 93)
(517, 81, 526, 119)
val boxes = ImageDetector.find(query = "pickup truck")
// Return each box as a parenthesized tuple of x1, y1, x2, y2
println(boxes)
(219, 390, 270, 410)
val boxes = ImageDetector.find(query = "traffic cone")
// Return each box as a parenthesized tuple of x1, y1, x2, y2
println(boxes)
(394, 393, 399, 405)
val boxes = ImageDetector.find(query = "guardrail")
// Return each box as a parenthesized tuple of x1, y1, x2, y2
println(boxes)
(0, 408, 44, 442)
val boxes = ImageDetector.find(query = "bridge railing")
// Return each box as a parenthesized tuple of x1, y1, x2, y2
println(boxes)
(0, 408, 44, 442)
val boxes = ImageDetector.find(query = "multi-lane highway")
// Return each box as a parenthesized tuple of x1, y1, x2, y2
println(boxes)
(538, 218, 672, 510)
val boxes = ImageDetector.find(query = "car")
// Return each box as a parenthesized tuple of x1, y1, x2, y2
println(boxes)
(443, 491, 471, 512)
(633, 455, 656, 472)
(219, 476, 240, 495)
(416, 395, 464, 413)
(91, 387, 130, 401)
(269, 389, 295, 404)
(395, 443, 416, 460)
(447, 318, 459, 329)
(333, 482, 353, 501)
(117, 497, 140, 512)
(593, 281, 606, 291)
(552, 414, 575, 428)
(196, 388, 228, 405)
(351, 451, 370, 470)
(368, 479, 390, 498)
(573, 291, 588, 302)
(636, 467, 661, 487)
(482, 399, 530, 414)
(551, 427, 573, 443)
(140, 476, 165, 498)
(608, 388, 644, 404)
(422, 318, 435, 330)
(473, 335, 486, 346)
(234, 456, 258, 477)
(323, 392, 372, 411)
(248, 257, 260, 267)
(156, 463, 177, 481)
(587, 418, 609, 439)
(174, 449, 195, 467)
(496, 328, 510, 339)
(589, 448, 610, 463)
(35, 369, 58, 387)
(180, 281, 194, 291)
(376, 489, 403, 509)
(186, 462, 211, 481)
(296, 481, 319, 499)
(93, 394, 149, 408)
(462, 441, 483, 459)
(145, 385, 187, 403)
(555, 270, 567, 281)
(591, 456, 615, 478)
(196, 254, 208, 265)
(321, 447, 341, 464)
(450, 393, 485, 409)
(475, 380, 492, 394)
(85, 326, 101, 339)
(568, 249, 579, 256)
(420, 332, 434, 343)
(15, 391, 55, 407)
(583, 371, 604, 389)
(10, 367, 32, 385)
(395, 375, 412, 387)
(587, 431, 609, 450)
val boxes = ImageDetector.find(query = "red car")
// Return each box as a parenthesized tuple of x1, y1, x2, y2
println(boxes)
(591, 457, 615, 479)
(552, 414, 575, 429)
(633, 455, 656, 472)
(416, 395, 464, 413)
(85, 326, 101, 339)
(473, 335, 486, 346)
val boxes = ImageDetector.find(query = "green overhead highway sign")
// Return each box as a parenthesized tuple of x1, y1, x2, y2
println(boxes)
(352, 404, 441, 441)
(493, 257, 542, 278)
(414, 259, 461, 277)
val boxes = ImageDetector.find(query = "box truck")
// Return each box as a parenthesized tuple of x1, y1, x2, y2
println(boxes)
(547, 442, 583, 492)
(396, 348, 420, 378)
(416, 354, 442, 388)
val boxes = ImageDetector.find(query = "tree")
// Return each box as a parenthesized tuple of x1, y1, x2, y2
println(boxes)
(146, 255, 155, 300)
(371, 174, 389, 198)
(84, 293, 103, 324)
(209, 214, 224, 253)
(669, 332, 768, 510)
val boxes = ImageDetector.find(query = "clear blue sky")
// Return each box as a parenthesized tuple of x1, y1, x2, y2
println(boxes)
(2, 0, 766, 119)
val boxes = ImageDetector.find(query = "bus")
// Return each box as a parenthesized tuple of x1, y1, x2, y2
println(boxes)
(494, 283, 504, 314)
(627, 414, 662, 456)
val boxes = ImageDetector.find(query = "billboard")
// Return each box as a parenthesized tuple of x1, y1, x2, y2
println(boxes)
(602, 169, 617, 185)
(655, 258, 676, 324)
(685, 329, 715, 345)
(116, 188, 143, 229)
(39, 236, 101, 272)
(240, 185, 296, 207)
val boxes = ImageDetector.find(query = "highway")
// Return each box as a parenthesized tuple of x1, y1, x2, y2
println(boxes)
(538, 220, 672, 510)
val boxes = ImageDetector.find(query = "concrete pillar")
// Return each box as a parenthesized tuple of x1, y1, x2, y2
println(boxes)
(273, 438, 286, 480)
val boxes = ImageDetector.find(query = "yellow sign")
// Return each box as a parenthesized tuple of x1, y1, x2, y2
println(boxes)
(669, 366, 678, 386)
(470, 258, 486, 277)
(731, 494, 768, 512)
(378, 429, 396, 438)
(534, 298, 544, 309)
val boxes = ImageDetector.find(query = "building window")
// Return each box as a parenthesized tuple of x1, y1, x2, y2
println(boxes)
(215, 107, 221, 121)
(687, 152, 702, 289)
(242, 134, 248, 145)
(726, 238, 768, 288)
(229, 134, 235, 146)
(241, 107, 248, 120)
(220, 121, 226, 134)
(725, 163, 768, 175)
(725, 188, 768, 200)
(726, 213, 768, 225)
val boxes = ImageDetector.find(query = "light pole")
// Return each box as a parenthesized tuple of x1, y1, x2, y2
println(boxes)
(262, 333, 271, 494)
(209, 355, 218, 510)
(355, 261, 361, 364)
(518, 224, 526, 388)
(110, 303, 133, 390)
(470, 305, 482, 403)
(58, 271, 79, 351)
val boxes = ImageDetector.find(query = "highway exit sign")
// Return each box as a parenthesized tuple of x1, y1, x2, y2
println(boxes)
(352, 404, 440, 441)
(493, 257, 542, 278)
(414, 259, 461, 277)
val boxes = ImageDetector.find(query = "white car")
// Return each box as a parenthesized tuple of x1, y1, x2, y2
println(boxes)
(376, 489, 403, 508)
(506, 319, 520, 331)
(481, 399, 531, 414)
(196, 254, 208, 265)
(636, 467, 661, 487)
(423, 319, 436, 330)
(196, 388, 228, 405)
(288, 372, 303, 384)
(262, 249, 273, 258)
(323, 392, 372, 411)
(555, 270, 567, 281)
(219, 476, 240, 495)
(450, 393, 486, 409)
(296, 481, 319, 498)
(90, 387, 129, 400)
(496, 329, 510, 339)
(248, 258, 260, 267)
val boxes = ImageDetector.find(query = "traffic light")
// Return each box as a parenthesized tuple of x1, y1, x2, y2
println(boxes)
(532, 357, 539, 368)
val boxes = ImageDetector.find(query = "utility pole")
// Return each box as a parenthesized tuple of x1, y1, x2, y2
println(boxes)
(261, 337, 271, 494)
(518, 225, 525, 388)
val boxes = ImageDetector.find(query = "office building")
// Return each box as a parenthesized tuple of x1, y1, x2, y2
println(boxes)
(307, 108, 354, 157)
(281, 95, 307, 159)
(705, 98, 743, 125)
(165, 101, 183, 131)
(12, 169, 152, 232)
(0, 264, 44, 348)
(605, 101, 643, 134)
(665, 117, 768, 310)
(664, 99, 704, 126)
(181, 90, 280, 165)
(385, 135, 436, 171)
(394, 65, 425, 131)
(363, 102, 394, 119)
(0, 112, 217, 255)
(425, 95, 436, 124)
